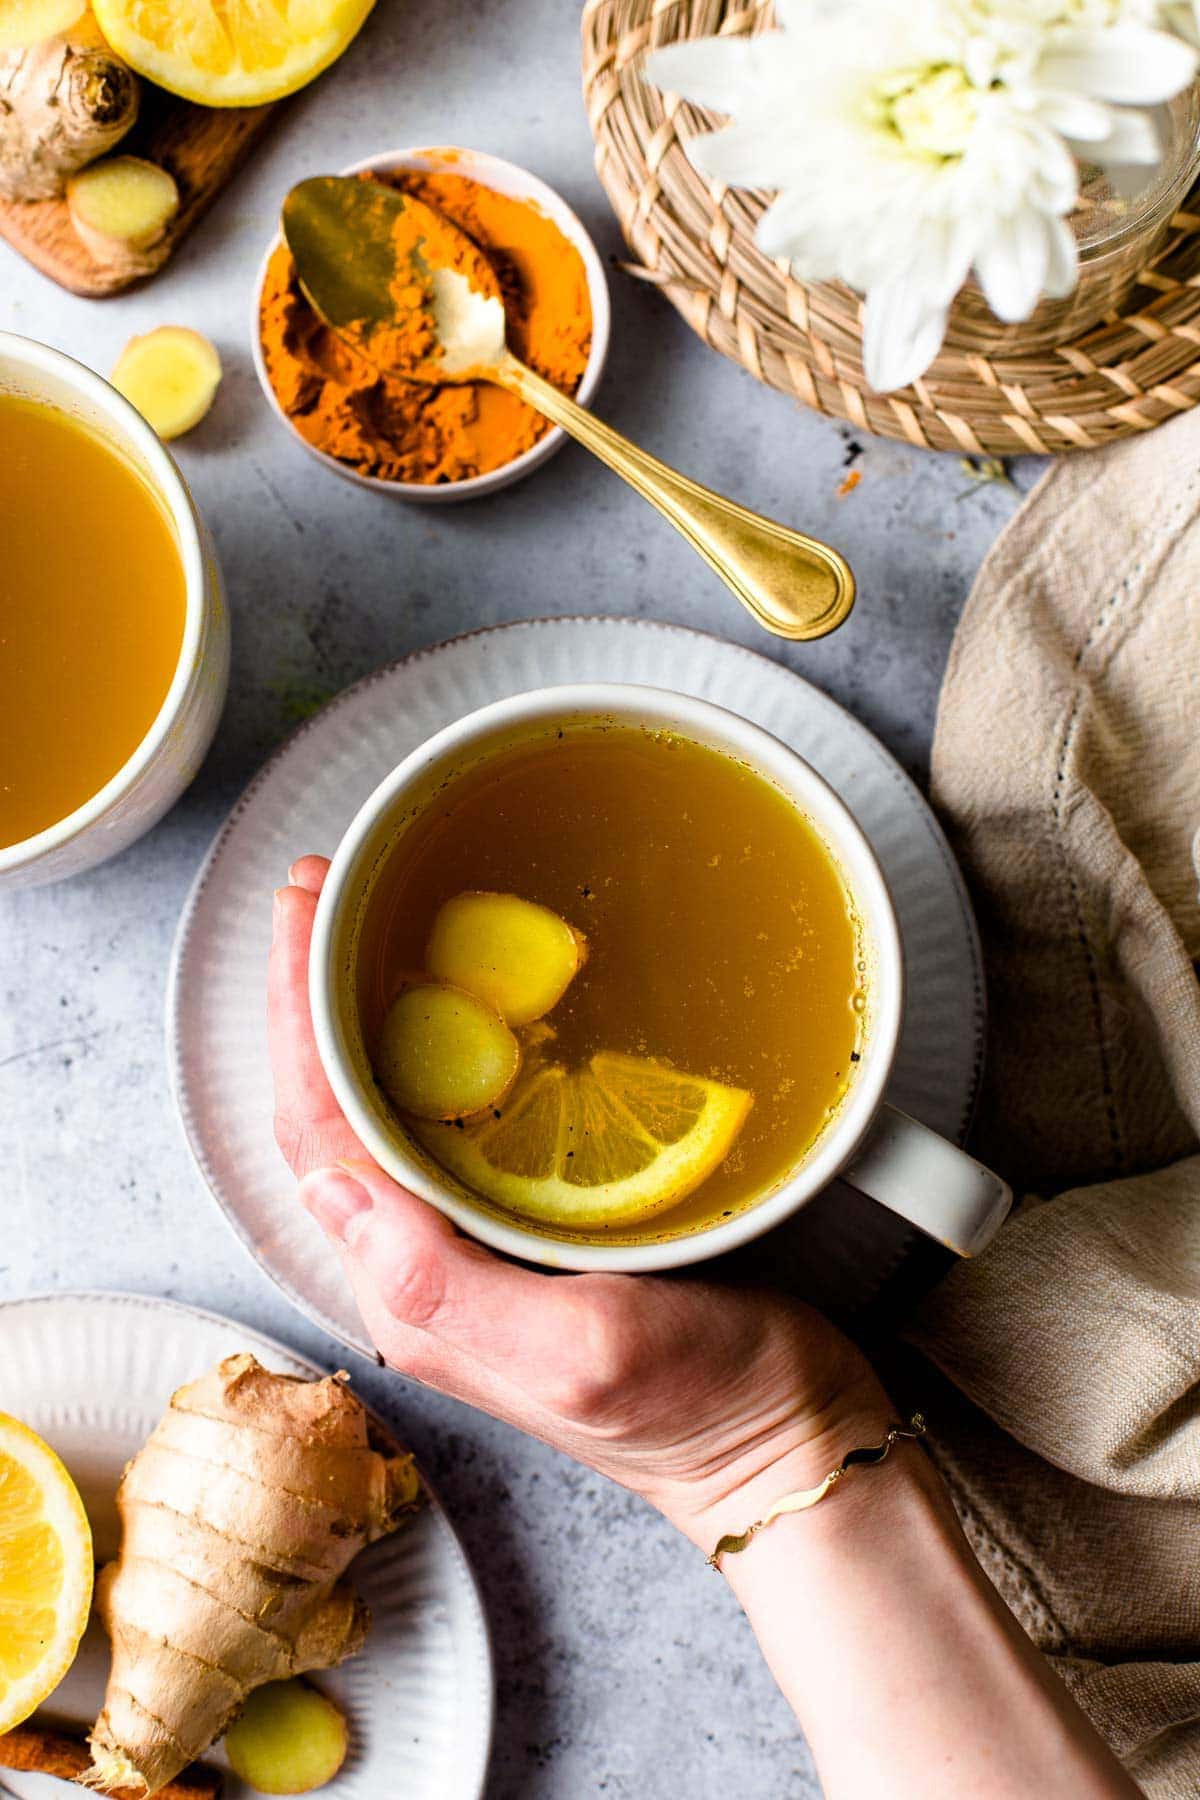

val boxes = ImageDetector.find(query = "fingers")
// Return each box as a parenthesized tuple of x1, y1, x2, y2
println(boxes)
(276, 860, 642, 1434)
(299, 1160, 625, 1418)
(268, 860, 361, 1177)
(288, 855, 331, 895)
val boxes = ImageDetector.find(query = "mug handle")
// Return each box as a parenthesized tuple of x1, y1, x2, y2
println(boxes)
(842, 1103, 1012, 1257)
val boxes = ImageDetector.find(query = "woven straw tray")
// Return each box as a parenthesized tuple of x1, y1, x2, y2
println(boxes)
(582, 0, 1200, 456)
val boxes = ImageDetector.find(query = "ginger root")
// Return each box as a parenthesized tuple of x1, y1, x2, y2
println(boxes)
(0, 17, 138, 201)
(68, 154, 178, 275)
(111, 327, 221, 440)
(86, 1354, 420, 1799)
(223, 1681, 347, 1795)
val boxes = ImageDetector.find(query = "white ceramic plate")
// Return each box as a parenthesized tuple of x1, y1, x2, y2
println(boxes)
(0, 1291, 493, 1800)
(168, 618, 986, 1347)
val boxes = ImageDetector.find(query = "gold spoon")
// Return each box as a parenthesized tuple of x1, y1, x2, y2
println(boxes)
(281, 176, 855, 643)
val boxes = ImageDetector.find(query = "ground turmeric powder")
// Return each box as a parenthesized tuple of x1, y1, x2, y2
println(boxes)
(259, 168, 593, 486)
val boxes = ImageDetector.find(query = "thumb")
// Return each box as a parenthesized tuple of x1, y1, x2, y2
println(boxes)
(299, 1161, 462, 1384)
(300, 1158, 464, 1339)
(297, 1160, 594, 1407)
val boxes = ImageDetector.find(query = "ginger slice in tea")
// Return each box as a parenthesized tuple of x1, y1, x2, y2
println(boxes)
(376, 983, 519, 1121)
(426, 891, 587, 1026)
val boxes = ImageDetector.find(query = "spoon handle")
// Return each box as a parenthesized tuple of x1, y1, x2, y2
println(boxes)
(497, 355, 854, 642)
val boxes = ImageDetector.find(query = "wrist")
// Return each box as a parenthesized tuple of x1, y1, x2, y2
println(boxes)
(649, 1372, 903, 1552)
(716, 1425, 945, 1593)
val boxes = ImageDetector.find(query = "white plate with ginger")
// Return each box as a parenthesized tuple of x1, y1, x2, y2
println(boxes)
(0, 1291, 494, 1800)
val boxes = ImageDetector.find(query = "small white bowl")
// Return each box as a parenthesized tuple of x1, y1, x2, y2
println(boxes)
(251, 146, 612, 503)
(0, 333, 229, 890)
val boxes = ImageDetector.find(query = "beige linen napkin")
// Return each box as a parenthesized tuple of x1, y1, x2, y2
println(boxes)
(906, 407, 1200, 1795)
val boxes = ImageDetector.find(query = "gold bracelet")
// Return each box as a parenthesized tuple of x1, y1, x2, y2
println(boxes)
(706, 1413, 927, 1569)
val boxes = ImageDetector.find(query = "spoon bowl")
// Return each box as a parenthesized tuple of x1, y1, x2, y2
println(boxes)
(282, 177, 510, 382)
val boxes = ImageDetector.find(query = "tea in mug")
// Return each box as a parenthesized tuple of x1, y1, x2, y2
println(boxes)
(358, 722, 867, 1240)
(0, 395, 186, 849)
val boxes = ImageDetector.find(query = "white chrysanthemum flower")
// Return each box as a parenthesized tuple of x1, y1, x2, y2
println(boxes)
(645, 0, 1197, 390)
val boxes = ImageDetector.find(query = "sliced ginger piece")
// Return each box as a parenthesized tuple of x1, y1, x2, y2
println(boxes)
(376, 982, 519, 1121)
(223, 1679, 348, 1795)
(111, 325, 220, 440)
(427, 891, 587, 1027)
(0, 0, 86, 49)
(68, 155, 178, 271)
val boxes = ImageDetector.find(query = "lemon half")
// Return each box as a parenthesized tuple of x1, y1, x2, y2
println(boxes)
(414, 1050, 752, 1228)
(0, 0, 86, 50)
(90, 0, 376, 107)
(0, 1413, 93, 1736)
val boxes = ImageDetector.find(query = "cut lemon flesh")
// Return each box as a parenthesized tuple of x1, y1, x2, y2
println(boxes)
(0, 1414, 93, 1734)
(90, 0, 375, 106)
(413, 1050, 752, 1227)
(0, 0, 86, 48)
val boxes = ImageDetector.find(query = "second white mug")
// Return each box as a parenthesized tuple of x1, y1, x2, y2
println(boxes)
(0, 331, 229, 891)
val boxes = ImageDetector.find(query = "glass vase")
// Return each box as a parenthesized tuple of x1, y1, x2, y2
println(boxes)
(942, 83, 1200, 357)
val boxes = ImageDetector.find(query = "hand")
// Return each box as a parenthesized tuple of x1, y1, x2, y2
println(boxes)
(269, 856, 893, 1547)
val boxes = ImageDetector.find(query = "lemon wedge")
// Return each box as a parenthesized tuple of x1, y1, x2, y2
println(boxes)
(90, 0, 375, 107)
(0, 1413, 93, 1735)
(413, 1050, 752, 1228)
(0, 0, 86, 49)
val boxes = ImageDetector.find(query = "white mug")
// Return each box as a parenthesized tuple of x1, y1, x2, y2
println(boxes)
(310, 684, 1011, 1272)
(0, 332, 229, 890)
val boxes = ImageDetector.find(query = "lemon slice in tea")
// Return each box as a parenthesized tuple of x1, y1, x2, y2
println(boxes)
(0, 1413, 94, 1735)
(412, 1050, 752, 1228)
(90, 0, 375, 106)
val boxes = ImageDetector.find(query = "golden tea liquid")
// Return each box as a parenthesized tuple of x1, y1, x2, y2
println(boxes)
(358, 724, 867, 1239)
(0, 395, 187, 848)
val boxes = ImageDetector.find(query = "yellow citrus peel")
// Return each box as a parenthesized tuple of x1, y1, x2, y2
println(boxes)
(89, 0, 376, 106)
(0, 1412, 93, 1737)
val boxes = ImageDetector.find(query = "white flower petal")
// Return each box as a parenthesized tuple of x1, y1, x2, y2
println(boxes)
(686, 122, 791, 188)
(1076, 106, 1162, 164)
(1034, 91, 1118, 142)
(1043, 214, 1079, 299)
(758, 194, 861, 278)
(773, 0, 839, 31)
(975, 210, 1053, 321)
(863, 279, 950, 391)
(643, 36, 784, 113)
(1039, 25, 1197, 104)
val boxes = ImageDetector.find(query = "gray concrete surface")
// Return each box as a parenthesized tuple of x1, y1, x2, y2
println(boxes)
(0, 3, 1036, 1794)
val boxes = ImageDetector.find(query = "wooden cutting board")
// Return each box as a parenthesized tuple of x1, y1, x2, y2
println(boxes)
(0, 81, 279, 297)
